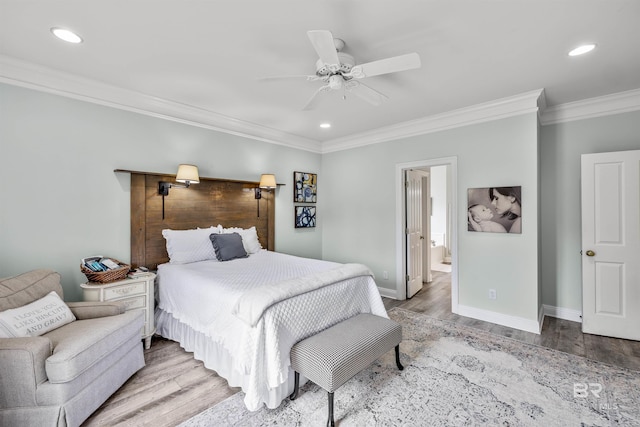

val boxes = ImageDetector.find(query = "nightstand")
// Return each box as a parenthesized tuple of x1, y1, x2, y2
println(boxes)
(81, 273, 156, 349)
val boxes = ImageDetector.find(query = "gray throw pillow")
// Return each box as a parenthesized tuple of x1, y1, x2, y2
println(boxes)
(209, 232, 248, 261)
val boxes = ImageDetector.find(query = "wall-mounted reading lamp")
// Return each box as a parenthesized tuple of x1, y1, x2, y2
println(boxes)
(158, 164, 200, 219)
(255, 174, 277, 217)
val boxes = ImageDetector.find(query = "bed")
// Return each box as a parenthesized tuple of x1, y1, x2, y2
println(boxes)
(154, 228, 387, 410)
(122, 171, 387, 410)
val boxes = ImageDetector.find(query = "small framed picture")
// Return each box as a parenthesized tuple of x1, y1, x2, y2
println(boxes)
(295, 206, 316, 228)
(294, 171, 317, 203)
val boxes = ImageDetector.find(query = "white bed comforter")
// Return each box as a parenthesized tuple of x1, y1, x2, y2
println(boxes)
(155, 250, 387, 411)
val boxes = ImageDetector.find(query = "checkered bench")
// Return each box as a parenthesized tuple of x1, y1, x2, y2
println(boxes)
(289, 313, 404, 427)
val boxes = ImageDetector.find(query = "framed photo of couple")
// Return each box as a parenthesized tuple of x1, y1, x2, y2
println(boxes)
(467, 186, 522, 234)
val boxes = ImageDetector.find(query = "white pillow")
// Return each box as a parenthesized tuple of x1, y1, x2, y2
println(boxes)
(222, 226, 263, 254)
(162, 226, 221, 264)
(0, 291, 76, 338)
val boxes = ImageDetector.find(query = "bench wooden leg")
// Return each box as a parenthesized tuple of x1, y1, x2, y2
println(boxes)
(290, 371, 300, 400)
(327, 391, 335, 427)
(395, 345, 404, 370)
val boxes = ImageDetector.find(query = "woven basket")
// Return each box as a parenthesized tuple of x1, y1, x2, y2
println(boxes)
(81, 259, 130, 284)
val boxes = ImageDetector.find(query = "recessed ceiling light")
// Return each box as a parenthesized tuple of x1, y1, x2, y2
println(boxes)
(568, 44, 595, 57)
(51, 27, 83, 44)
(320, 123, 331, 129)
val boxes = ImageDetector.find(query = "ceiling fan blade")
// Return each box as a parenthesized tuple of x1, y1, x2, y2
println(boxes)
(347, 81, 389, 106)
(307, 30, 340, 67)
(302, 85, 331, 110)
(258, 74, 322, 82)
(348, 52, 421, 79)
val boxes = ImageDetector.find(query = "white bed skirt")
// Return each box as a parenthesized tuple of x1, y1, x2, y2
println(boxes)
(155, 308, 295, 410)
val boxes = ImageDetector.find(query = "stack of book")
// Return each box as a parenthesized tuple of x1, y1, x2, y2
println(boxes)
(82, 256, 121, 272)
(127, 268, 152, 279)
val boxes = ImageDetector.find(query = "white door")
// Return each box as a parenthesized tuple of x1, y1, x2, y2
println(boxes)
(406, 169, 428, 298)
(581, 150, 640, 340)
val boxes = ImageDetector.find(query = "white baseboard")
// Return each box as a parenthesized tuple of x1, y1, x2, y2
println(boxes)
(378, 292, 582, 330)
(457, 304, 541, 334)
(542, 304, 582, 323)
(377, 286, 399, 300)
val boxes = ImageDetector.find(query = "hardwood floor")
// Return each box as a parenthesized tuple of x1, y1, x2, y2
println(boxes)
(83, 338, 239, 427)
(83, 270, 640, 426)
(385, 271, 640, 371)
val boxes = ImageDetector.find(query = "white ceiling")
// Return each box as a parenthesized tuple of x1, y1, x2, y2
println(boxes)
(1, 1, 639, 151)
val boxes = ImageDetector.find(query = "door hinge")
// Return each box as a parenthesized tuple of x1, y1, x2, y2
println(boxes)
(406, 275, 410, 282)
(405, 181, 408, 188)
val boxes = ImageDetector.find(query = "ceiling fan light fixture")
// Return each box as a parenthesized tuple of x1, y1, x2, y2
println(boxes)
(328, 75, 343, 90)
(51, 27, 83, 44)
(568, 44, 596, 56)
(315, 52, 354, 76)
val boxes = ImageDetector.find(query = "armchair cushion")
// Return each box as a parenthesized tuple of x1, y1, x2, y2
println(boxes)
(44, 309, 143, 384)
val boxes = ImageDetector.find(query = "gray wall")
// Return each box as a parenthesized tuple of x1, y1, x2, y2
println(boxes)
(2, 82, 639, 318)
(540, 111, 640, 311)
(322, 113, 541, 321)
(320, 109, 640, 319)
(0, 84, 322, 301)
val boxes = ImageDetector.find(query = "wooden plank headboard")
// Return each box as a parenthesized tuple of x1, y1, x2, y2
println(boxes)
(126, 171, 274, 270)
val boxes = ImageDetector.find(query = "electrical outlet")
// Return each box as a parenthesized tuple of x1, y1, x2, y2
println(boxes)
(489, 289, 497, 300)
(383, 271, 389, 280)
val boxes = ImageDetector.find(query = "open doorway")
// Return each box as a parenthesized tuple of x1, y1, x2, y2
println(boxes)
(429, 165, 452, 274)
(395, 157, 458, 314)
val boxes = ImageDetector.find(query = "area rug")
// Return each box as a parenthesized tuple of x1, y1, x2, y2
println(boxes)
(179, 308, 640, 426)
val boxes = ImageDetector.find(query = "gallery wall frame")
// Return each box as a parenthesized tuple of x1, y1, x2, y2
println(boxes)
(295, 206, 316, 228)
(294, 171, 317, 203)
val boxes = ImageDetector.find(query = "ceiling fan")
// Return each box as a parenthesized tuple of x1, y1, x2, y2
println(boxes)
(263, 30, 421, 110)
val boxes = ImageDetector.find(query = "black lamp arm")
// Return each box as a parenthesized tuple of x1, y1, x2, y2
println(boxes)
(158, 180, 191, 196)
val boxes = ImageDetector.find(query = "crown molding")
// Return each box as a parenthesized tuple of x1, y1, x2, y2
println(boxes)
(0, 55, 323, 153)
(321, 89, 545, 153)
(2, 55, 638, 155)
(539, 88, 640, 125)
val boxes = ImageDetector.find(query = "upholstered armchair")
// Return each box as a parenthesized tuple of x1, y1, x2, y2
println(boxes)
(0, 269, 145, 427)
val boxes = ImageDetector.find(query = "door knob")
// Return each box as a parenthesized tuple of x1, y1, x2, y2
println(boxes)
(585, 250, 596, 257)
